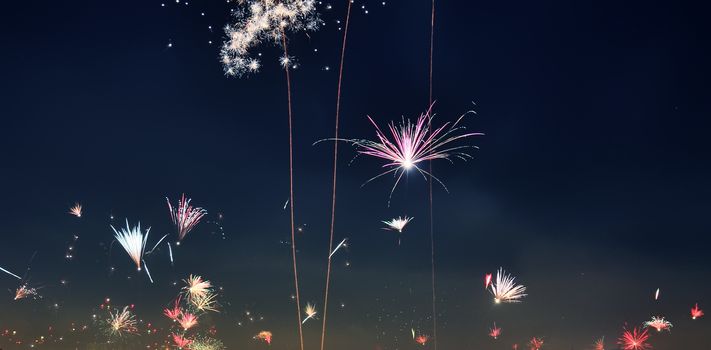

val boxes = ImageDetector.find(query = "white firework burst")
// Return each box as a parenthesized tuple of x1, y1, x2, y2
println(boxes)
(644, 316, 673, 332)
(382, 216, 413, 233)
(111, 219, 150, 271)
(489, 267, 527, 303)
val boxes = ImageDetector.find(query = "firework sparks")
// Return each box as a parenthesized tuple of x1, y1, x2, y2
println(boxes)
(167, 194, 207, 244)
(382, 216, 413, 233)
(302, 302, 317, 324)
(489, 322, 502, 339)
(192, 290, 219, 313)
(593, 336, 605, 350)
(529, 337, 544, 350)
(0, 265, 22, 280)
(163, 297, 182, 321)
(618, 327, 651, 350)
(68, 203, 82, 217)
(183, 274, 213, 302)
(168, 242, 174, 264)
(189, 336, 226, 350)
(13, 285, 38, 301)
(691, 303, 704, 320)
(111, 219, 150, 271)
(178, 312, 199, 331)
(654, 288, 660, 300)
(172, 333, 193, 348)
(490, 267, 527, 303)
(221, 0, 322, 77)
(254, 330, 273, 345)
(643, 316, 672, 332)
(415, 334, 429, 346)
(338, 106, 481, 202)
(107, 306, 138, 337)
(485, 273, 492, 289)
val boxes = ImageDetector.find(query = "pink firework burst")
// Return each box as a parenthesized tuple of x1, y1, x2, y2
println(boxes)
(529, 337, 544, 350)
(618, 327, 651, 350)
(415, 334, 429, 346)
(343, 105, 481, 203)
(178, 312, 198, 331)
(489, 323, 502, 339)
(593, 336, 605, 350)
(254, 330, 273, 345)
(691, 303, 704, 320)
(167, 194, 207, 244)
(485, 273, 493, 289)
(172, 333, 192, 348)
(163, 298, 182, 322)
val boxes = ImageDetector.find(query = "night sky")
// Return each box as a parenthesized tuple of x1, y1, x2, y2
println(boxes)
(1, 0, 710, 349)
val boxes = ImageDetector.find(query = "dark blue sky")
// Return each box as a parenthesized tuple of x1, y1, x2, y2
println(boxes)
(1, 0, 710, 349)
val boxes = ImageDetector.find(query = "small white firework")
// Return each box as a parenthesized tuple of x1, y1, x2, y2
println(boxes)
(382, 216, 413, 233)
(111, 219, 150, 271)
(302, 302, 317, 324)
(69, 203, 82, 217)
(644, 316, 673, 332)
(489, 267, 527, 303)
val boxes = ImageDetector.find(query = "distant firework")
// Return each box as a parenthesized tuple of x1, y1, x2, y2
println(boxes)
(254, 330, 273, 345)
(528, 337, 544, 350)
(490, 267, 527, 303)
(643, 316, 672, 332)
(68, 203, 82, 217)
(489, 323, 502, 339)
(167, 194, 207, 243)
(691, 303, 704, 320)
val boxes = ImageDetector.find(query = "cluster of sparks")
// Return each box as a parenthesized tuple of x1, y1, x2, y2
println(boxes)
(221, 0, 322, 76)
(162, 275, 223, 347)
(167, 194, 207, 243)
(107, 306, 138, 337)
(254, 330, 273, 345)
(528, 337, 544, 350)
(643, 316, 672, 332)
(618, 327, 651, 350)
(342, 106, 481, 202)
(13, 285, 38, 301)
(489, 267, 527, 304)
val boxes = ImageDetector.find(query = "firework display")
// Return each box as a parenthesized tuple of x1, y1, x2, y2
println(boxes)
(0, 1, 706, 350)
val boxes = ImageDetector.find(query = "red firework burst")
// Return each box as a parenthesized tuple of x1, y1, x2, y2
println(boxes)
(618, 327, 651, 350)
